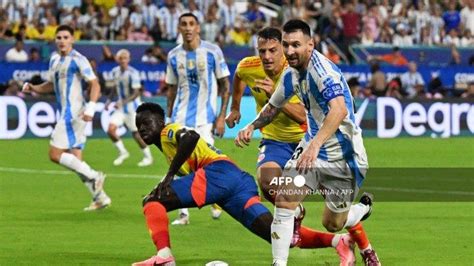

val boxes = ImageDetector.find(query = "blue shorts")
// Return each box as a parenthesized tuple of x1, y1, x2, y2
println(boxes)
(256, 139, 299, 169)
(170, 160, 270, 228)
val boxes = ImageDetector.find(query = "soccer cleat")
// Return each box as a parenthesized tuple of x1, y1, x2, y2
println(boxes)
(210, 204, 222, 219)
(359, 192, 374, 221)
(290, 203, 306, 248)
(360, 249, 381, 266)
(91, 172, 106, 198)
(84, 192, 111, 211)
(113, 152, 130, 166)
(335, 234, 356, 266)
(132, 255, 176, 266)
(171, 213, 189, 225)
(138, 157, 153, 167)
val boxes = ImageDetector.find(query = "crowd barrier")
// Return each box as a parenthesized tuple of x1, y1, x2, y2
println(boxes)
(1, 96, 472, 139)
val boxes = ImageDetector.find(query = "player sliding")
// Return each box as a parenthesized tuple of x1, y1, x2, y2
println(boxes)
(131, 103, 352, 266)
(228, 27, 356, 265)
(105, 49, 153, 167)
(236, 20, 381, 266)
(23, 25, 111, 211)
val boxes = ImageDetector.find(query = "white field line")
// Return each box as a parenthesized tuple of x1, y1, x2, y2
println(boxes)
(0, 166, 473, 196)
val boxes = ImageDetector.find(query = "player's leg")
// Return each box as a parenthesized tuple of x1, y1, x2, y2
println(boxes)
(127, 112, 153, 167)
(108, 111, 129, 166)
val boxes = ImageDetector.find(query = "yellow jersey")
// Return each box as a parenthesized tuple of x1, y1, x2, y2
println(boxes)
(235, 56, 306, 143)
(160, 123, 230, 176)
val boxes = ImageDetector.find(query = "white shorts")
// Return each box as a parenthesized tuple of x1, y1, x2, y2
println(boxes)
(50, 118, 87, 150)
(110, 110, 138, 132)
(283, 138, 366, 213)
(194, 123, 214, 145)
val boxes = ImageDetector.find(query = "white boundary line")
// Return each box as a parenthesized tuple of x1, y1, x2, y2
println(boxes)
(1, 166, 473, 196)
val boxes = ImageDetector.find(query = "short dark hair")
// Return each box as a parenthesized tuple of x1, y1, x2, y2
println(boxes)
(136, 102, 165, 119)
(55, 25, 74, 36)
(282, 19, 311, 37)
(257, 27, 282, 42)
(179, 12, 199, 23)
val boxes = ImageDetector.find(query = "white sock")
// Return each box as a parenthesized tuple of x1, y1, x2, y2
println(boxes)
(344, 203, 370, 228)
(179, 208, 189, 217)
(331, 234, 343, 247)
(157, 247, 173, 258)
(59, 153, 98, 180)
(114, 140, 127, 154)
(142, 146, 152, 159)
(271, 207, 295, 264)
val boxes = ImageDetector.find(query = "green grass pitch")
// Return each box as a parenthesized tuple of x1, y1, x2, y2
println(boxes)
(1, 137, 473, 265)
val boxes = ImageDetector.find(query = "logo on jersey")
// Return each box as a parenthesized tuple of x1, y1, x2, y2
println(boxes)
(167, 129, 174, 139)
(321, 84, 344, 100)
(187, 60, 196, 69)
(198, 61, 206, 71)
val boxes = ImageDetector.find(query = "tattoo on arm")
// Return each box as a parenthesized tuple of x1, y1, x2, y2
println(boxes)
(217, 77, 230, 118)
(251, 104, 280, 130)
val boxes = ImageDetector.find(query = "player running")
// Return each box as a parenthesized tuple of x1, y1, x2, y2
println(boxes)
(105, 49, 153, 167)
(236, 20, 381, 266)
(23, 25, 111, 211)
(228, 27, 357, 265)
(165, 13, 230, 223)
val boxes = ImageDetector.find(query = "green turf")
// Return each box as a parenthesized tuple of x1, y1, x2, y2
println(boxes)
(0, 137, 473, 265)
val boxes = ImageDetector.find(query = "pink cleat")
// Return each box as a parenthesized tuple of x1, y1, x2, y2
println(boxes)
(132, 255, 176, 266)
(290, 204, 306, 248)
(336, 234, 356, 266)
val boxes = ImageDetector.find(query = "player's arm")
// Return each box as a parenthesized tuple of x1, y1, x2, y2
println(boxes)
(166, 84, 177, 120)
(165, 129, 200, 178)
(23, 81, 54, 94)
(280, 101, 306, 124)
(235, 102, 280, 147)
(296, 96, 347, 173)
(214, 76, 230, 137)
(82, 78, 101, 121)
(225, 72, 245, 128)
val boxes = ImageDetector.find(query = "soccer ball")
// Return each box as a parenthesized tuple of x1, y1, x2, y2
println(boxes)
(205, 261, 229, 266)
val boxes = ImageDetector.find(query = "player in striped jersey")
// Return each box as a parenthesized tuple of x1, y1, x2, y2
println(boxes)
(105, 49, 153, 167)
(23, 25, 111, 211)
(236, 20, 380, 266)
(165, 12, 230, 223)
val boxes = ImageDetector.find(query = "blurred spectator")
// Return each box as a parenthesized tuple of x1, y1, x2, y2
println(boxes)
(142, 0, 159, 29)
(5, 39, 28, 62)
(187, 0, 204, 23)
(151, 45, 167, 63)
(361, 26, 375, 45)
(0, 19, 14, 40)
(419, 25, 433, 45)
(461, 82, 474, 98)
(385, 77, 403, 99)
(401, 61, 425, 98)
(430, 5, 445, 44)
(219, 0, 238, 32)
(108, 0, 129, 39)
(324, 45, 340, 64)
(227, 19, 250, 46)
(371, 46, 408, 66)
(102, 45, 115, 61)
(15, 25, 27, 41)
(340, 2, 360, 50)
(29, 47, 41, 62)
(142, 47, 157, 63)
(43, 15, 59, 41)
(347, 77, 364, 98)
(4, 80, 25, 98)
(27, 22, 47, 41)
(450, 46, 461, 65)
(367, 62, 386, 97)
(443, 28, 461, 46)
(129, 5, 144, 30)
(426, 76, 444, 99)
(158, 0, 183, 41)
(128, 24, 153, 42)
(202, 4, 220, 44)
(362, 4, 382, 42)
(461, 0, 474, 33)
(460, 29, 473, 46)
(443, 2, 461, 33)
(149, 17, 163, 43)
(393, 23, 413, 46)
(410, 1, 431, 44)
(377, 21, 393, 44)
(244, 0, 265, 23)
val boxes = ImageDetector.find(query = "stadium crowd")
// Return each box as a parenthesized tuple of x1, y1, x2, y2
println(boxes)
(0, 0, 473, 99)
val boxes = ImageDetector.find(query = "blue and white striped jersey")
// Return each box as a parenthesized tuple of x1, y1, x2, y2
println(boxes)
(166, 40, 230, 127)
(47, 49, 96, 119)
(270, 50, 368, 184)
(110, 66, 142, 113)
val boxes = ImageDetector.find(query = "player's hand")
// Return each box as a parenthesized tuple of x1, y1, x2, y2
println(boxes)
(225, 110, 241, 128)
(104, 101, 111, 111)
(296, 141, 319, 175)
(235, 124, 254, 148)
(213, 116, 226, 138)
(115, 101, 123, 109)
(255, 77, 274, 97)
(82, 114, 93, 122)
(153, 174, 174, 199)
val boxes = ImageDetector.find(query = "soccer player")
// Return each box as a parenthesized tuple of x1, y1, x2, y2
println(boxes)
(105, 49, 153, 167)
(165, 12, 230, 223)
(22, 25, 111, 211)
(132, 102, 274, 266)
(228, 27, 356, 264)
(236, 20, 381, 266)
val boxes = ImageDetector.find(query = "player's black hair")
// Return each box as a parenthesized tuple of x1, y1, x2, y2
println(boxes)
(257, 27, 282, 42)
(282, 19, 311, 37)
(56, 24, 74, 36)
(136, 102, 165, 119)
(179, 12, 199, 23)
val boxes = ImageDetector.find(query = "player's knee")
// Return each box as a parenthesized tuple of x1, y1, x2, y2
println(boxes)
(274, 194, 299, 210)
(322, 219, 344, 232)
(107, 124, 117, 135)
(48, 149, 61, 163)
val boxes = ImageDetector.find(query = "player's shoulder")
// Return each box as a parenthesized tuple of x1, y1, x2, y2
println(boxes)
(201, 40, 222, 52)
(70, 49, 88, 61)
(168, 45, 183, 57)
(111, 65, 120, 73)
(237, 56, 262, 69)
(128, 66, 140, 75)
